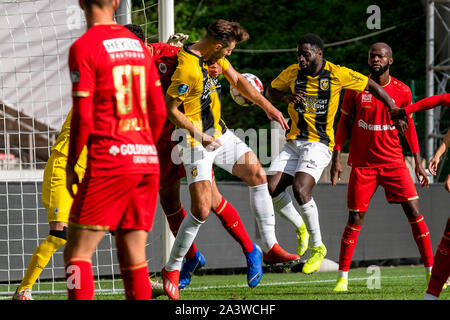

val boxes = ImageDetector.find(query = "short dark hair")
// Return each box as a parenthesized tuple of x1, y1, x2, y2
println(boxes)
(298, 33, 324, 52)
(205, 19, 249, 47)
(80, 0, 114, 9)
(124, 24, 146, 43)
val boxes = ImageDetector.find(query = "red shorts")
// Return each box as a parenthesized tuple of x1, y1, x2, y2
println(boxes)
(69, 174, 159, 231)
(347, 165, 419, 212)
(156, 122, 186, 190)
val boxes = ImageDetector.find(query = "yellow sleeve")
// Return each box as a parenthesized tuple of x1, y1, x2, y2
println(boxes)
(337, 66, 369, 93)
(216, 57, 230, 72)
(270, 64, 297, 92)
(166, 61, 200, 102)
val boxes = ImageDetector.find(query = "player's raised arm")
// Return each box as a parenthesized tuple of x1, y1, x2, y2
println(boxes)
(223, 64, 289, 130)
(389, 93, 450, 121)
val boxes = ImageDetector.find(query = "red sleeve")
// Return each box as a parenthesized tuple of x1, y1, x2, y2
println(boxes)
(334, 90, 355, 151)
(67, 41, 95, 167)
(146, 56, 166, 142)
(405, 93, 450, 115)
(402, 90, 420, 154)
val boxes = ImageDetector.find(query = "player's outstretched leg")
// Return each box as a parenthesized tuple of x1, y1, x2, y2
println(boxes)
(245, 243, 263, 287)
(179, 251, 205, 289)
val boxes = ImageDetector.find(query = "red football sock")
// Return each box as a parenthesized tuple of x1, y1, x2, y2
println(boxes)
(408, 215, 434, 268)
(165, 205, 197, 259)
(213, 197, 254, 253)
(65, 258, 94, 300)
(426, 231, 450, 298)
(338, 223, 362, 272)
(120, 262, 151, 300)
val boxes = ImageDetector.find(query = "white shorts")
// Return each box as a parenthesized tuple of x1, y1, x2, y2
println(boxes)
(177, 130, 252, 185)
(268, 140, 332, 183)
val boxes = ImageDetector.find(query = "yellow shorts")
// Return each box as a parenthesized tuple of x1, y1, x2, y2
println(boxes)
(41, 150, 85, 223)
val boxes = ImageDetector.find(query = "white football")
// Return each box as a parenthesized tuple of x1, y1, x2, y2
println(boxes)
(230, 73, 264, 107)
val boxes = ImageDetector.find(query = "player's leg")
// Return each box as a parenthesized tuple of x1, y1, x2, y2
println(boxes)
(334, 166, 377, 292)
(425, 217, 450, 300)
(291, 141, 332, 274)
(115, 229, 151, 300)
(14, 151, 75, 300)
(381, 165, 434, 281)
(211, 178, 262, 287)
(268, 168, 309, 257)
(64, 227, 106, 300)
(231, 150, 300, 263)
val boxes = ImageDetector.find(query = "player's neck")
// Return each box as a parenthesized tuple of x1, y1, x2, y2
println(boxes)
(84, 8, 116, 29)
(371, 73, 390, 87)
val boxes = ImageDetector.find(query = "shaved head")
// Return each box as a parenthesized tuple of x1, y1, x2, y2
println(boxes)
(369, 42, 393, 58)
(80, 0, 115, 9)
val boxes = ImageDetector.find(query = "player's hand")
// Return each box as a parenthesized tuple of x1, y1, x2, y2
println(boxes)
(445, 174, 450, 192)
(388, 106, 406, 121)
(207, 63, 222, 78)
(428, 156, 440, 176)
(202, 133, 222, 152)
(283, 91, 306, 104)
(264, 107, 290, 131)
(66, 165, 79, 198)
(415, 163, 429, 188)
(330, 159, 343, 186)
(393, 118, 408, 135)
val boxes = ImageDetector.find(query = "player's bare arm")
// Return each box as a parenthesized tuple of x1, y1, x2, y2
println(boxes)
(165, 94, 221, 151)
(330, 149, 343, 186)
(223, 64, 289, 130)
(428, 129, 450, 175)
(266, 85, 306, 105)
(413, 152, 429, 188)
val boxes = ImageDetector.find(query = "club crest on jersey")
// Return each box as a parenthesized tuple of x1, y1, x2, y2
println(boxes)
(362, 93, 372, 102)
(178, 84, 189, 95)
(319, 79, 329, 91)
(158, 62, 168, 74)
(190, 166, 198, 178)
(109, 145, 120, 156)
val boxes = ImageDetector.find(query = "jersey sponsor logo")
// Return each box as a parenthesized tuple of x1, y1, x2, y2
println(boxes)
(319, 79, 329, 91)
(70, 71, 80, 83)
(103, 38, 143, 53)
(119, 144, 157, 156)
(158, 62, 168, 74)
(178, 83, 189, 95)
(358, 119, 396, 131)
(348, 71, 364, 82)
(295, 95, 329, 115)
(109, 145, 120, 156)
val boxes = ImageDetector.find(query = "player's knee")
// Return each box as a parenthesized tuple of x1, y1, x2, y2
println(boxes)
(49, 226, 68, 240)
(248, 167, 267, 186)
(292, 183, 311, 204)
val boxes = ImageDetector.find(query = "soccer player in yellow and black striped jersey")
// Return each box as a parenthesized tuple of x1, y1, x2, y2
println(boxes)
(266, 33, 403, 275)
(162, 19, 299, 300)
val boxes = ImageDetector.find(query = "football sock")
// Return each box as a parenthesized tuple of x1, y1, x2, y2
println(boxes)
(338, 223, 362, 272)
(65, 257, 94, 300)
(299, 198, 323, 247)
(249, 183, 278, 253)
(426, 230, 450, 298)
(213, 197, 254, 253)
(120, 262, 151, 300)
(408, 215, 433, 268)
(165, 205, 197, 259)
(166, 212, 204, 271)
(272, 191, 304, 229)
(17, 234, 66, 291)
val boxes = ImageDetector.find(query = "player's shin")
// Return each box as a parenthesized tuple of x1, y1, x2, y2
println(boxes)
(249, 183, 278, 252)
(338, 223, 362, 273)
(426, 230, 450, 299)
(120, 262, 151, 300)
(298, 198, 323, 247)
(408, 215, 434, 272)
(165, 205, 198, 259)
(166, 212, 204, 271)
(65, 258, 94, 300)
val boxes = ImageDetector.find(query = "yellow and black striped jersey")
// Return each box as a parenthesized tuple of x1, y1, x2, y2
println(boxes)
(166, 43, 229, 146)
(271, 60, 369, 150)
(51, 110, 88, 168)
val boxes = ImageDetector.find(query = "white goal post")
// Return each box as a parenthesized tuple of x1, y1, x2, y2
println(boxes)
(0, 0, 172, 297)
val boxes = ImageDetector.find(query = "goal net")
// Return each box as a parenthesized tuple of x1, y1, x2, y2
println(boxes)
(0, 0, 164, 298)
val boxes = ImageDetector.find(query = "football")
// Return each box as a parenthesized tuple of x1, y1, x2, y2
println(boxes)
(230, 73, 264, 107)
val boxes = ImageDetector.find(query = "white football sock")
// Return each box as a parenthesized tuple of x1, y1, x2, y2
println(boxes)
(165, 212, 204, 271)
(249, 183, 278, 253)
(272, 191, 304, 229)
(299, 198, 323, 247)
(338, 270, 349, 279)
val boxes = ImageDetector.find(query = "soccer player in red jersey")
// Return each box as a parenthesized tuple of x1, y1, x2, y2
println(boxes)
(124, 24, 263, 290)
(63, 0, 166, 300)
(330, 42, 434, 292)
